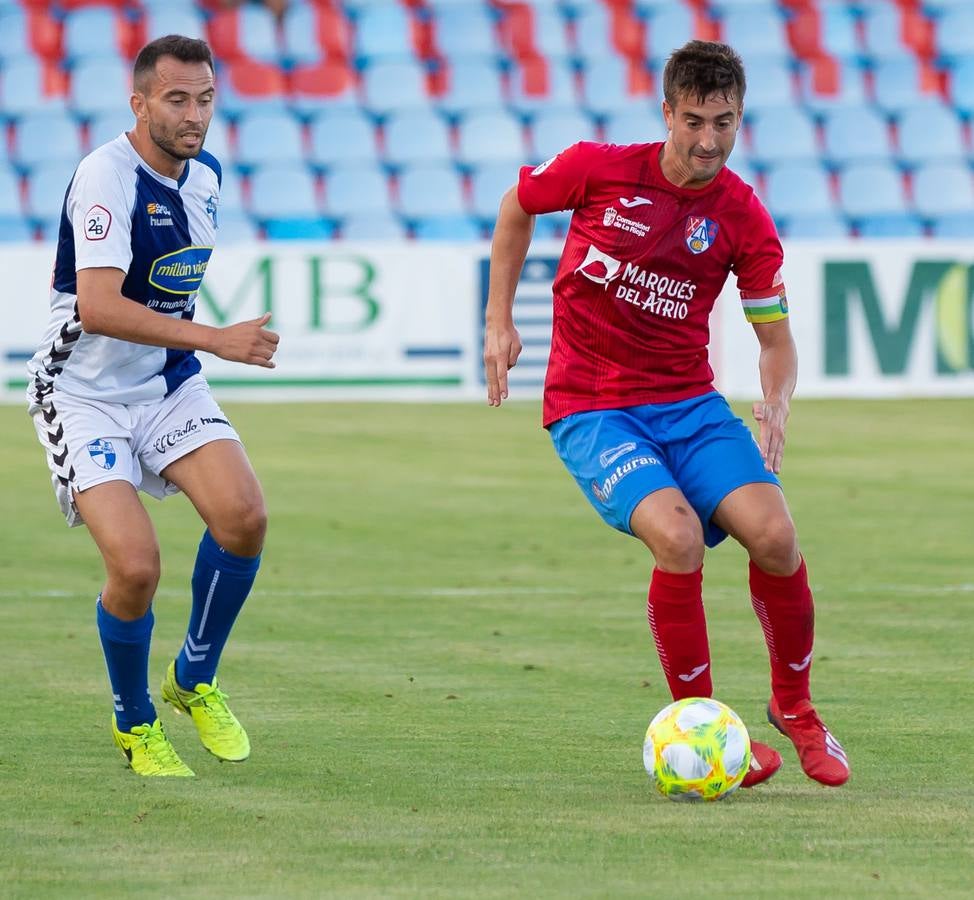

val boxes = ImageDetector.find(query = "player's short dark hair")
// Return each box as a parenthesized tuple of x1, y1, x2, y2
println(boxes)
(662, 40, 746, 108)
(133, 35, 214, 92)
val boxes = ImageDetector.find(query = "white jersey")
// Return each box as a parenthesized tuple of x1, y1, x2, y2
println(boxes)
(27, 133, 222, 407)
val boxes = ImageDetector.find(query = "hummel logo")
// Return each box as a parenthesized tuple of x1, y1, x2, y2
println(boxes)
(788, 652, 813, 672)
(619, 196, 653, 208)
(677, 663, 709, 682)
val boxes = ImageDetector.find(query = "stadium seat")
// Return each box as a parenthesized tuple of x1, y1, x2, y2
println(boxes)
(361, 60, 431, 115)
(249, 163, 319, 220)
(142, 5, 207, 42)
(897, 104, 966, 164)
(340, 212, 406, 240)
(912, 161, 974, 218)
(281, 2, 323, 67)
(517, 7, 573, 61)
(530, 109, 597, 162)
(580, 57, 655, 117)
(217, 166, 245, 214)
(873, 57, 930, 115)
(739, 57, 795, 111)
(719, 5, 789, 59)
(860, 2, 907, 61)
(748, 106, 819, 164)
(457, 110, 528, 165)
(839, 162, 908, 217)
(950, 56, 974, 117)
(264, 218, 335, 240)
(323, 163, 391, 216)
(63, 7, 125, 62)
(857, 214, 924, 237)
(234, 110, 305, 169)
(800, 61, 869, 112)
(571, 4, 620, 66)
(930, 213, 974, 237)
(822, 106, 892, 165)
(509, 59, 578, 114)
(200, 115, 232, 163)
(765, 162, 834, 218)
(781, 212, 849, 239)
(412, 214, 483, 240)
(434, 58, 506, 117)
(532, 210, 572, 239)
(0, 8, 32, 62)
(935, 7, 974, 59)
(604, 110, 667, 145)
(309, 109, 378, 167)
(470, 162, 518, 219)
(289, 60, 358, 114)
(819, 0, 860, 59)
(215, 210, 259, 243)
(217, 62, 288, 119)
(25, 160, 78, 223)
(431, 3, 499, 59)
(384, 109, 452, 165)
(87, 110, 133, 149)
(14, 110, 84, 168)
(0, 57, 67, 117)
(70, 58, 130, 118)
(354, 3, 414, 62)
(0, 216, 33, 241)
(397, 163, 465, 218)
(643, 4, 696, 63)
(0, 165, 22, 218)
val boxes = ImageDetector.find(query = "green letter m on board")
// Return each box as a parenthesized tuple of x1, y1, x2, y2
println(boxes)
(825, 261, 974, 375)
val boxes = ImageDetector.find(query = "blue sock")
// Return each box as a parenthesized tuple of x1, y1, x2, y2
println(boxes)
(175, 529, 260, 689)
(96, 597, 156, 733)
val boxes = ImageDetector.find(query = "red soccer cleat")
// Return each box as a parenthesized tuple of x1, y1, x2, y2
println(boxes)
(767, 697, 850, 786)
(741, 739, 782, 788)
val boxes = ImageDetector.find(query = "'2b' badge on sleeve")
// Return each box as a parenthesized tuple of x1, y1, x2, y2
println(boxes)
(84, 205, 112, 241)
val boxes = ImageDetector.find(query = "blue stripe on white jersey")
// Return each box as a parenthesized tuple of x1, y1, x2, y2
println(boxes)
(29, 133, 221, 406)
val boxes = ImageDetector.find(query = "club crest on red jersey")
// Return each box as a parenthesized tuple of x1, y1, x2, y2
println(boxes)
(685, 216, 718, 254)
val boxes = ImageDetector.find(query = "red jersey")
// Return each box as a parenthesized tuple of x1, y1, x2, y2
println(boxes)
(516, 141, 788, 426)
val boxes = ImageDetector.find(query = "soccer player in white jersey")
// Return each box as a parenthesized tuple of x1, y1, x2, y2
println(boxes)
(26, 36, 279, 776)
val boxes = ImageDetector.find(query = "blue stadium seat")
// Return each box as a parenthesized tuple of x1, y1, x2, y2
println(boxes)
(748, 107, 818, 164)
(87, 110, 133, 150)
(800, 61, 868, 111)
(413, 215, 483, 240)
(604, 109, 666, 145)
(935, 7, 974, 59)
(525, 7, 572, 60)
(532, 211, 571, 239)
(509, 60, 577, 114)
(26, 161, 78, 223)
(264, 219, 335, 240)
(819, 0, 861, 59)
(215, 210, 259, 244)
(217, 167, 245, 215)
(309, 109, 379, 167)
(930, 213, 974, 237)
(0, 165, 22, 218)
(70, 58, 130, 118)
(897, 104, 966, 164)
(531, 109, 596, 162)
(397, 163, 465, 218)
(235, 110, 305, 169)
(720, 5, 789, 59)
(0, 217, 33, 241)
(580, 58, 654, 117)
(765, 162, 834, 218)
(860, 2, 905, 61)
(63, 8, 121, 62)
(950, 56, 974, 116)
(822, 106, 892, 165)
(470, 162, 518, 219)
(341, 212, 406, 240)
(839, 161, 907, 217)
(0, 58, 65, 118)
(354, 3, 413, 62)
(432, 3, 499, 59)
(643, 4, 694, 63)
(324, 164, 391, 216)
(740, 57, 795, 111)
(362, 60, 431, 115)
(912, 161, 974, 218)
(729, 156, 759, 188)
(384, 109, 452, 165)
(200, 115, 232, 163)
(457, 110, 527, 164)
(282, 2, 324, 67)
(249, 163, 319, 220)
(239, 5, 281, 66)
(571, 5, 617, 65)
(872, 58, 927, 115)
(434, 58, 505, 116)
(0, 8, 31, 62)
(782, 213, 849, 239)
(857, 214, 924, 237)
(143, 6, 207, 42)
(15, 111, 84, 168)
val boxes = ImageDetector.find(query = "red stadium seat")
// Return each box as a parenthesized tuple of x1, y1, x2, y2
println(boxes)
(223, 60, 286, 100)
(207, 10, 245, 64)
(27, 8, 62, 63)
(290, 60, 357, 105)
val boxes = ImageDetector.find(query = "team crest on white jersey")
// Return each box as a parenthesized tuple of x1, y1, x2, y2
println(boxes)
(575, 244, 622, 287)
(685, 216, 718, 254)
(531, 156, 556, 176)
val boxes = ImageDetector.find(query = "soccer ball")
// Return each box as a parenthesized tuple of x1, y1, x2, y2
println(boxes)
(642, 697, 751, 802)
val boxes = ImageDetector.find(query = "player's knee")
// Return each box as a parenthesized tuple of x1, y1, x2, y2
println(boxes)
(111, 551, 161, 600)
(212, 498, 267, 556)
(647, 521, 705, 572)
(747, 516, 799, 574)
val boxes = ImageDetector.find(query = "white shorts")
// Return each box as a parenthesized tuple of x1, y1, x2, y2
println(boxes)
(29, 374, 240, 527)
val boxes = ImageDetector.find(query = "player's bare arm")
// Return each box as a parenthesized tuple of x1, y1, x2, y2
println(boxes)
(751, 318, 798, 475)
(77, 267, 280, 367)
(483, 186, 533, 406)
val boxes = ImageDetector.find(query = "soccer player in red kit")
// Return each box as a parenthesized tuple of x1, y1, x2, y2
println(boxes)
(483, 41, 849, 787)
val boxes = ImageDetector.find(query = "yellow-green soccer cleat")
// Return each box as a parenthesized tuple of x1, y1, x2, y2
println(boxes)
(112, 716, 195, 777)
(161, 661, 251, 762)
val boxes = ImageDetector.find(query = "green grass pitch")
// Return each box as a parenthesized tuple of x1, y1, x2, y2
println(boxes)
(1, 398, 971, 898)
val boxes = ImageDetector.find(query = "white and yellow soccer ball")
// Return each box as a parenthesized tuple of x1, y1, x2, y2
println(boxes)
(643, 697, 751, 802)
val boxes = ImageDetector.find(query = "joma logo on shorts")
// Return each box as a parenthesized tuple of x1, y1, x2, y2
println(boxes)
(153, 419, 198, 454)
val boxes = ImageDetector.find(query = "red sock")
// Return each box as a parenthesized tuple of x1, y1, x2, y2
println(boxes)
(749, 557, 815, 712)
(647, 567, 712, 701)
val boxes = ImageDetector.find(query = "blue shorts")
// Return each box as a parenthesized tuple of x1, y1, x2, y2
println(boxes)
(548, 392, 780, 547)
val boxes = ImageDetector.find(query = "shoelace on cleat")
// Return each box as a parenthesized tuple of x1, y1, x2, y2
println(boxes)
(134, 722, 184, 769)
(184, 684, 236, 728)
